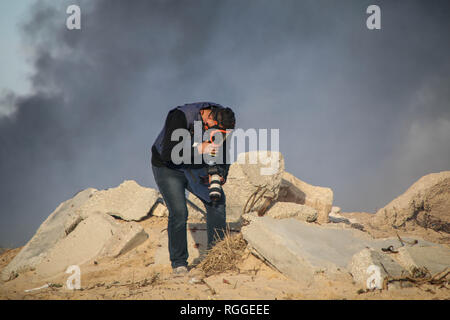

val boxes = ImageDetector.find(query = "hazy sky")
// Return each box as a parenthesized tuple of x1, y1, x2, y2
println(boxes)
(1, 0, 449, 247)
(0, 0, 34, 110)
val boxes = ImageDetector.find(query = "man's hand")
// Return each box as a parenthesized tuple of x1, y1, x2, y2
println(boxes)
(197, 141, 218, 155)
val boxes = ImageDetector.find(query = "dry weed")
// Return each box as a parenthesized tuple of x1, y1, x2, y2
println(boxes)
(198, 231, 247, 276)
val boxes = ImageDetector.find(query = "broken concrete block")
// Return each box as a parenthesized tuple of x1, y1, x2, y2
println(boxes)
(150, 197, 204, 222)
(328, 212, 352, 224)
(349, 248, 405, 289)
(265, 202, 317, 222)
(222, 151, 285, 222)
(1, 188, 97, 281)
(242, 216, 370, 284)
(395, 246, 450, 275)
(99, 221, 148, 258)
(79, 180, 160, 221)
(276, 171, 333, 224)
(186, 197, 216, 223)
(371, 171, 450, 232)
(186, 200, 206, 222)
(331, 206, 341, 214)
(241, 215, 431, 284)
(33, 212, 120, 278)
(151, 202, 168, 217)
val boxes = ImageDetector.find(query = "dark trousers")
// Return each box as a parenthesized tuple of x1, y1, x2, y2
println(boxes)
(152, 164, 226, 268)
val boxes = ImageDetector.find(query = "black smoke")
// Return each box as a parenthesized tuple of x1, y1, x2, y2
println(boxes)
(1, 0, 449, 247)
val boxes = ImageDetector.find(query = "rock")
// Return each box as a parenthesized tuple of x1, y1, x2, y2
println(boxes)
(330, 211, 363, 225)
(371, 171, 450, 233)
(265, 202, 317, 222)
(394, 245, 450, 275)
(99, 221, 149, 258)
(1, 188, 97, 281)
(34, 212, 121, 278)
(242, 216, 356, 284)
(224, 151, 285, 219)
(328, 210, 365, 227)
(349, 248, 405, 289)
(79, 180, 160, 221)
(185, 195, 213, 222)
(276, 171, 333, 224)
(186, 199, 206, 222)
(328, 212, 352, 224)
(331, 206, 341, 214)
(2, 182, 154, 281)
(150, 197, 204, 222)
(241, 215, 434, 284)
(189, 151, 285, 223)
(151, 202, 169, 217)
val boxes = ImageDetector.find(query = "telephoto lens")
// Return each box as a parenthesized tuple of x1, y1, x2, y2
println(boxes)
(207, 165, 222, 202)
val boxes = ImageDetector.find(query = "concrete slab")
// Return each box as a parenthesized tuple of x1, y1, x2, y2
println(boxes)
(188, 151, 285, 223)
(242, 215, 436, 283)
(277, 171, 333, 224)
(349, 248, 405, 289)
(395, 246, 450, 275)
(34, 212, 119, 278)
(79, 180, 160, 221)
(1, 188, 97, 281)
(150, 202, 168, 217)
(99, 221, 148, 258)
(265, 202, 317, 222)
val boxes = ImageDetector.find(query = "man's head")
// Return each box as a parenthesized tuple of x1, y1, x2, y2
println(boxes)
(200, 106, 235, 130)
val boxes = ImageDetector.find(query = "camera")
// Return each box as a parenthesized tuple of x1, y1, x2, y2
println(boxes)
(207, 163, 223, 202)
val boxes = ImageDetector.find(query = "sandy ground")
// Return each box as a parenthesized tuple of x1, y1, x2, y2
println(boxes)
(340, 212, 450, 245)
(0, 215, 449, 300)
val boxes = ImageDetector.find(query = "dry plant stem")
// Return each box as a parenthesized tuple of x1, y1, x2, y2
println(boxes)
(198, 231, 247, 277)
(243, 187, 266, 215)
(383, 267, 450, 290)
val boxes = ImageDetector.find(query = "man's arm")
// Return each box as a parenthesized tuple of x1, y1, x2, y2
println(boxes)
(217, 138, 231, 183)
(161, 109, 200, 165)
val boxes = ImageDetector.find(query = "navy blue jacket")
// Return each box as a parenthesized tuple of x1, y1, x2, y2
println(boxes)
(151, 102, 230, 203)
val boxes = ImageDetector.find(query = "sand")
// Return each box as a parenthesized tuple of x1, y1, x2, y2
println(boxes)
(0, 216, 448, 300)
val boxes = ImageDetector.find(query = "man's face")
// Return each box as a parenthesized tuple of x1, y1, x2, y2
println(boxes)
(201, 109, 221, 129)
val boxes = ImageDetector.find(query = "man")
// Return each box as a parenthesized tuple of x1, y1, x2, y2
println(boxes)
(151, 102, 236, 275)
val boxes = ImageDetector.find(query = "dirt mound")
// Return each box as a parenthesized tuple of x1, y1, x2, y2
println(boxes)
(1, 163, 448, 300)
(365, 171, 450, 244)
(371, 171, 450, 231)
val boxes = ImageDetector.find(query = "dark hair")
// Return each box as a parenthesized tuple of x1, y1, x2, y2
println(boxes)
(214, 107, 235, 129)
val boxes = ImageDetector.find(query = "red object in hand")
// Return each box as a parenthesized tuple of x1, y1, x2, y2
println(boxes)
(209, 129, 232, 148)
